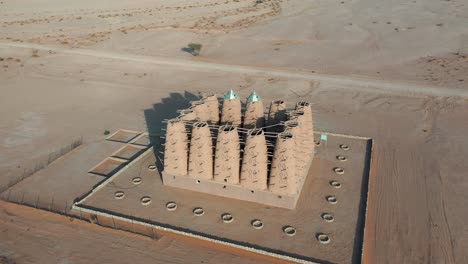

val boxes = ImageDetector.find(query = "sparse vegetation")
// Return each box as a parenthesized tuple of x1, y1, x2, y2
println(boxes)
(185, 43, 203, 56)
(0, 255, 16, 264)
(31, 49, 39, 58)
(104, 130, 110, 135)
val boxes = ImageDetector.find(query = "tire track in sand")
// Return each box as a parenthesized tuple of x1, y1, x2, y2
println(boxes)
(1, 41, 468, 98)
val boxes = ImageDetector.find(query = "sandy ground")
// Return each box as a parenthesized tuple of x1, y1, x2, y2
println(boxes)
(0, 0, 468, 263)
(1, 0, 467, 87)
(0, 200, 265, 264)
(68, 134, 370, 263)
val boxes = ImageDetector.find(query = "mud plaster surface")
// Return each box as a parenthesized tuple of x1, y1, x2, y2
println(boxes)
(214, 127, 240, 184)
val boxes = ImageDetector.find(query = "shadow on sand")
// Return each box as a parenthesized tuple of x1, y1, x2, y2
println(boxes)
(351, 139, 373, 264)
(143, 91, 200, 173)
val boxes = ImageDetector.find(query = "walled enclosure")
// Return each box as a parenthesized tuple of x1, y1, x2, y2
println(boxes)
(162, 90, 315, 209)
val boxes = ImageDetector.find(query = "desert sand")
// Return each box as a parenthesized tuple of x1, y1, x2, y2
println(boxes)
(0, 200, 265, 264)
(0, 0, 467, 263)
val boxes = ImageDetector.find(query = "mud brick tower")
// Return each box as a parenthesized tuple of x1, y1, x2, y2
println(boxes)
(162, 90, 314, 209)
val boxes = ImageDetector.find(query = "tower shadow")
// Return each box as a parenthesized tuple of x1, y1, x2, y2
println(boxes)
(143, 91, 201, 174)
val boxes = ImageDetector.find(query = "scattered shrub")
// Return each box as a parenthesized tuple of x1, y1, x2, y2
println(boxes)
(31, 49, 39, 58)
(186, 43, 202, 56)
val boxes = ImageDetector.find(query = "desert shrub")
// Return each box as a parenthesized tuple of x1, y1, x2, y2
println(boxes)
(187, 43, 202, 56)
(31, 49, 39, 57)
(0, 255, 16, 264)
(104, 130, 110, 135)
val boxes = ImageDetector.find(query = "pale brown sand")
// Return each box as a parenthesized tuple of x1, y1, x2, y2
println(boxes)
(0, 0, 466, 88)
(0, 200, 267, 264)
(0, 46, 466, 263)
(0, 0, 467, 263)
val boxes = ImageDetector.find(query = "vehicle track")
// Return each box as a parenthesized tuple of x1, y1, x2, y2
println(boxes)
(1, 41, 467, 98)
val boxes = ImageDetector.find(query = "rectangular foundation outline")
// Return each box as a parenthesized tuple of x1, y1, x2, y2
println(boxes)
(105, 129, 142, 143)
(110, 144, 148, 160)
(87, 157, 128, 177)
(73, 131, 374, 264)
(129, 132, 152, 147)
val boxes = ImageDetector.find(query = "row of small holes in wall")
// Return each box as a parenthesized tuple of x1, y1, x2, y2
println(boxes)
(194, 179, 283, 199)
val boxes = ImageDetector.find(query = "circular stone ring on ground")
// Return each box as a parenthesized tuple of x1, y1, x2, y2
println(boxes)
(326, 195, 338, 204)
(166, 202, 177, 211)
(132, 177, 142, 185)
(283, 226, 296, 236)
(333, 167, 345, 175)
(339, 144, 350, 150)
(114, 191, 125, 199)
(317, 233, 331, 244)
(193, 207, 205, 216)
(140, 196, 152, 205)
(251, 219, 264, 230)
(321, 213, 335, 222)
(221, 213, 234, 223)
(148, 164, 157, 171)
(336, 155, 347, 161)
(330, 180, 342, 188)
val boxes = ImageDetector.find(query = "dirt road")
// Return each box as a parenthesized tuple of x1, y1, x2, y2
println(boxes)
(1, 41, 466, 98)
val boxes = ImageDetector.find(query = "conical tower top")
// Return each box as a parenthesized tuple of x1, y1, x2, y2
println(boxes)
(247, 91, 261, 102)
(224, 89, 239, 100)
